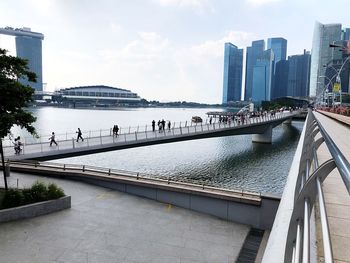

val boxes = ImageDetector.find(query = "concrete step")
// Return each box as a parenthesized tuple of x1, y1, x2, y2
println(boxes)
(236, 228, 264, 263)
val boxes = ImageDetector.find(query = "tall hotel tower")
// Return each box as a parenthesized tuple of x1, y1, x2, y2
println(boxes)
(309, 22, 342, 97)
(0, 27, 44, 91)
(222, 43, 243, 103)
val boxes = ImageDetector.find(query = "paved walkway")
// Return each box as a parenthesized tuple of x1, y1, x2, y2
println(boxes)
(0, 172, 249, 263)
(314, 112, 350, 263)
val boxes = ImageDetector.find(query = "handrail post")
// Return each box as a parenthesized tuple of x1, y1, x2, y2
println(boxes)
(302, 199, 310, 263)
(317, 178, 334, 263)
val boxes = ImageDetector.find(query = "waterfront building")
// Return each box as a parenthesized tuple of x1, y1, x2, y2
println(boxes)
(0, 27, 44, 91)
(252, 49, 275, 102)
(309, 22, 342, 97)
(287, 50, 311, 97)
(272, 60, 289, 99)
(244, 40, 265, 101)
(56, 85, 142, 106)
(222, 43, 243, 103)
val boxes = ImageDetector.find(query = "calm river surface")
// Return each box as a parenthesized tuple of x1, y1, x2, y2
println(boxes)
(20, 107, 304, 195)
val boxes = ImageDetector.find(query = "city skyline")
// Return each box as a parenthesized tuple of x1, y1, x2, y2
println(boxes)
(0, 0, 349, 103)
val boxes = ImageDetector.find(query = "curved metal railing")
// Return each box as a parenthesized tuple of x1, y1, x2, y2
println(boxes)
(284, 109, 350, 263)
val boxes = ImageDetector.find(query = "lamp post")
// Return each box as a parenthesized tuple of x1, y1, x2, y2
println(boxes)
(319, 75, 337, 106)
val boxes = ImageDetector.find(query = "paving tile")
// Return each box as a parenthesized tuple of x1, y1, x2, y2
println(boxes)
(0, 172, 248, 263)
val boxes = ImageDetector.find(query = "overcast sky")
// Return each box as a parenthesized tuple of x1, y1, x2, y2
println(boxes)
(0, 0, 349, 103)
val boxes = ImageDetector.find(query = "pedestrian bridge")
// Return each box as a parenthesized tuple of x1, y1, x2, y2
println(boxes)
(3, 110, 300, 161)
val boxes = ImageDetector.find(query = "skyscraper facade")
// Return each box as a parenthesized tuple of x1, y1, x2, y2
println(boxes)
(272, 60, 289, 99)
(252, 49, 275, 102)
(287, 50, 311, 97)
(309, 22, 342, 97)
(222, 43, 243, 103)
(267, 37, 287, 63)
(244, 40, 265, 101)
(0, 27, 44, 91)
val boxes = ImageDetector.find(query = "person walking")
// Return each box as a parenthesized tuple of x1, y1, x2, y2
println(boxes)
(113, 125, 116, 136)
(49, 132, 58, 146)
(76, 128, 84, 142)
(209, 116, 212, 125)
(115, 125, 119, 136)
(167, 121, 171, 131)
(152, 120, 156, 132)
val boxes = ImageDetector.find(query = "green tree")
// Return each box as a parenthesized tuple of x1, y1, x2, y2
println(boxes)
(0, 48, 37, 190)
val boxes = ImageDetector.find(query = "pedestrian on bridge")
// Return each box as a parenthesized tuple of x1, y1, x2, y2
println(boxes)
(76, 128, 84, 142)
(49, 132, 58, 146)
(152, 120, 156, 132)
(115, 125, 119, 136)
(167, 121, 171, 131)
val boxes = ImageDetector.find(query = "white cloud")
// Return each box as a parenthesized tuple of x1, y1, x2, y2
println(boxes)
(246, 0, 282, 7)
(153, 0, 214, 13)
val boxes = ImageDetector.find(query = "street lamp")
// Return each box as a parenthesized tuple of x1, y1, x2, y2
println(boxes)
(329, 43, 350, 105)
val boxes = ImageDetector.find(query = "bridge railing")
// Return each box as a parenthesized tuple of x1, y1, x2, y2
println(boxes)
(283, 109, 350, 263)
(5, 160, 262, 200)
(2, 111, 295, 157)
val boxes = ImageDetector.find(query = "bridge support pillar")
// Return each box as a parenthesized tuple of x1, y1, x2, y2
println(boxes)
(283, 118, 292, 125)
(252, 125, 272, 144)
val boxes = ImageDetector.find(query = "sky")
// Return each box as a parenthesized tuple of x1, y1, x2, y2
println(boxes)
(0, 0, 349, 104)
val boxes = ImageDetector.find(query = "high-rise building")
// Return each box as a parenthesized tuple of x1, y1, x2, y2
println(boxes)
(244, 40, 265, 101)
(309, 22, 342, 97)
(342, 28, 350, 40)
(267, 37, 287, 63)
(0, 27, 44, 91)
(325, 40, 350, 94)
(222, 43, 243, 103)
(252, 49, 275, 102)
(272, 60, 289, 99)
(287, 50, 311, 97)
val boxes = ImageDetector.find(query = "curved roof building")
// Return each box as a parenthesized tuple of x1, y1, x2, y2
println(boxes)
(57, 85, 142, 104)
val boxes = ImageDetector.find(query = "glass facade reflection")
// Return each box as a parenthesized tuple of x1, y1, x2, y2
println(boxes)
(309, 22, 342, 97)
(222, 43, 243, 103)
(244, 40, 265, 101)
(252, 49, 274, 102)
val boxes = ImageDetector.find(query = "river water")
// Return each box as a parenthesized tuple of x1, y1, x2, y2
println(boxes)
(17, 107, 304, 195)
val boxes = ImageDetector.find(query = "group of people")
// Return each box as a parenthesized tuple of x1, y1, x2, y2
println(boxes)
(151, 119, 171, 132)
(48, 128, 84, 147)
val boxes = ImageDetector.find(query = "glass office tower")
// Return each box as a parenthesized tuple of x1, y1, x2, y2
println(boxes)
(222, 43, 243, 103)
(252, 49, 275, 102)
(287, 50, 311, 97)
(244, 40, 265, 101)
(309, 22, 342, 97)
(273, 60, 289, 99)
(267, 37, 287, 63)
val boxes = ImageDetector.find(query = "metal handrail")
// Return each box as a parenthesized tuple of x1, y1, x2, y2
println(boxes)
(316, 118, 350, 194)
(284, 109, 350, 263)
(4, 160, 262, 199)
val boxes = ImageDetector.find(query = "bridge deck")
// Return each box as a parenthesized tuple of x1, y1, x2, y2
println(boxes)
(314, 111, 350, 263)
(3, 111, 298, 161)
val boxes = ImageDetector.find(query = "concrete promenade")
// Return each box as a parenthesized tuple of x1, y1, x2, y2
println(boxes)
(314, 111, 350, 263)
(0, 172, 249, 263)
